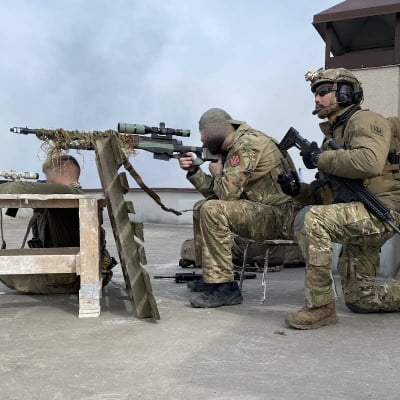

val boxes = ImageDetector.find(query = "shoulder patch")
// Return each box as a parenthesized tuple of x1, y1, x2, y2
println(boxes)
(229, 152, 240, 167)
(371, 124, 382, 135)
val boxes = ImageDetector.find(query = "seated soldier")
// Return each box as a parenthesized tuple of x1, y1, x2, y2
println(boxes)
(178, 108, 303, 308)
(0, 154, 115, 294)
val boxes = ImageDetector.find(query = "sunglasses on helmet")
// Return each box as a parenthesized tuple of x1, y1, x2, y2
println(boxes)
(314, 86, 334, 97)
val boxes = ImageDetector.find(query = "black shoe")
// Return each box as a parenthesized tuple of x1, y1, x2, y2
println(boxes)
(187, 280, 215, 292)
(189, 281, 243, 308)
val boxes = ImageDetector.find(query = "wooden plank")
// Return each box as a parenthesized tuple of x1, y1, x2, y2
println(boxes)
(0, 247, 79, 256)
(95, 135, 160, 320)
(0, 254, 77, 274)
(0, 194, 103, 209)
(78, 197, 101, 318)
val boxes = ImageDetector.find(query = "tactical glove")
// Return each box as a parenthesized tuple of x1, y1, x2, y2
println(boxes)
(277, 170, 301, 196)
(300, 141, 321, 169)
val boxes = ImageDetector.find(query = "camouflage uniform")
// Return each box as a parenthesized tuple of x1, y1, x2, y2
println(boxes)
(0, 181, 111, 294)
(294, 107, 400, 312)
(188, 123, 302, 283)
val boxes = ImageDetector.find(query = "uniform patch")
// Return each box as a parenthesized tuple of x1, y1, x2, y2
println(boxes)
(229, 152, 240, 167)
(371, 124, 382, 135)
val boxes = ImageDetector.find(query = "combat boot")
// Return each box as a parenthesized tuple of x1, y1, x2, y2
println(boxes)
(187, 280, 214, 292)
(286, 303, 338, 330)
(189, 281, 243, 308)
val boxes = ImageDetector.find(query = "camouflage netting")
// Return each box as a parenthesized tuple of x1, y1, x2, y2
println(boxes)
(34, 128, 138, 159)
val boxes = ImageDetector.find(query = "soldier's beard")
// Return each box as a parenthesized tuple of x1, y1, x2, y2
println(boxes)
(317, 103, 341, 119)
(206, 136, 225, 154)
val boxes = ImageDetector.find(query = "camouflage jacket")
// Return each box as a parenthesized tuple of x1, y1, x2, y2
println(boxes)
(296, 107, 400, 211)
(187, 123, 296, 206)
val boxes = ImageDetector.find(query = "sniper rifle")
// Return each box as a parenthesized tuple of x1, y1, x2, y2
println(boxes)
(11, 122, 217, 215)
(11, 122, 218, 166)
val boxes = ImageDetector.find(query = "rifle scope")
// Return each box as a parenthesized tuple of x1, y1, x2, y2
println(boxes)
(118, 122, 190, 137)
(0, 170, 39, 180)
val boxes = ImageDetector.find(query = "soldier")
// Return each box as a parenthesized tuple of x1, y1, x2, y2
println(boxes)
(178, 107, 302, 308)
(0, 154, 115, 294)
(278, 68, 400, 329)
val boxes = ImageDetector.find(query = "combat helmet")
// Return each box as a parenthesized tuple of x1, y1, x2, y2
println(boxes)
(305, 67, 363, 118)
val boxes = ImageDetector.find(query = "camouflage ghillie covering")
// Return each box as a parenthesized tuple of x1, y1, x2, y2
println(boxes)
(187, 124, 302, 283)
(0, 181, 111, 294)
(295, 107, 400, 312)
(30, 128, 137, 158)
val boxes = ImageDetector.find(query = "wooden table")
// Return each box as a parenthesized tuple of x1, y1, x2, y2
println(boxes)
(0, 194, 105, 317)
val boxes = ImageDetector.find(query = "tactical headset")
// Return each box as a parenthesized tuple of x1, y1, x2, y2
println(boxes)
(336, 83, 364, 106)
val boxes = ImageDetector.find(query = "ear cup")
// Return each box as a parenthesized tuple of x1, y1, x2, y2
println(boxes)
(353, 88, 364, 104)
(337, 84, 354, 106)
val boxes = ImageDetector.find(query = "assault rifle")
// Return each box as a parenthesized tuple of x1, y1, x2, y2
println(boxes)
(11, 122, 218, 166)
(279, 127, 400, 235)
(153, 271, 257, 283)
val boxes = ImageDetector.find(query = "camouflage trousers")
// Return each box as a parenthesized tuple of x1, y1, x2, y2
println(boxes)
(295, 201, 400, 312)
(193, 199, 299, 283)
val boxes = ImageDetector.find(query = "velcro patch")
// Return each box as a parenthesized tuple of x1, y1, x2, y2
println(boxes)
(229, 152, 240, 167)
(371, 124, 382, 135)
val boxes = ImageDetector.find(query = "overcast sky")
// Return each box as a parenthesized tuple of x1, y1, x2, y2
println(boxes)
(0, 0, 339, 188)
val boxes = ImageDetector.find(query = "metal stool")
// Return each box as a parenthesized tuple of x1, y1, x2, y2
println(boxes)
(238, 239, 299, 304)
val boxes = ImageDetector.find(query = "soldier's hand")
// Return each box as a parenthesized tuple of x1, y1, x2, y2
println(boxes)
(208, 155, 223, 176)
(300, 141, 321, 169)
(176, 153, 196, 172)
(277, 170, 301, 196)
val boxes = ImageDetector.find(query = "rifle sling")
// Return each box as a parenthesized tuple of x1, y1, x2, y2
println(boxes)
(122, 160, 182, 216)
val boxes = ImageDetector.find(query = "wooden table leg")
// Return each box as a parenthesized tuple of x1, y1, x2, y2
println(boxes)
(78, 198, 101, 317)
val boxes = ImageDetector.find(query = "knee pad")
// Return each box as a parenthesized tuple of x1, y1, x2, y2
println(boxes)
(294, 206, 311, 233)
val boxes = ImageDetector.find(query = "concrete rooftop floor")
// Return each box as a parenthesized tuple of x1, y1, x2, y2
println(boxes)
(0, 218, 400, 400)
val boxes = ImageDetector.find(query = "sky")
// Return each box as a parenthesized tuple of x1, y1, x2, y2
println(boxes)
(0, 0, 340, 188)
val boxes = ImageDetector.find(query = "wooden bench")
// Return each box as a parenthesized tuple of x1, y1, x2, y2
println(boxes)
(0, 194, 105, 317)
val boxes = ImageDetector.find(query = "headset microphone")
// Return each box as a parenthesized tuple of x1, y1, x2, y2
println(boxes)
(312, 109, 319, 115)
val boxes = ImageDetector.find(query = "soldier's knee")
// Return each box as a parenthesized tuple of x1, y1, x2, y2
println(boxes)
(193, 199, 208, 211)
(199, 200, 221, 218)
